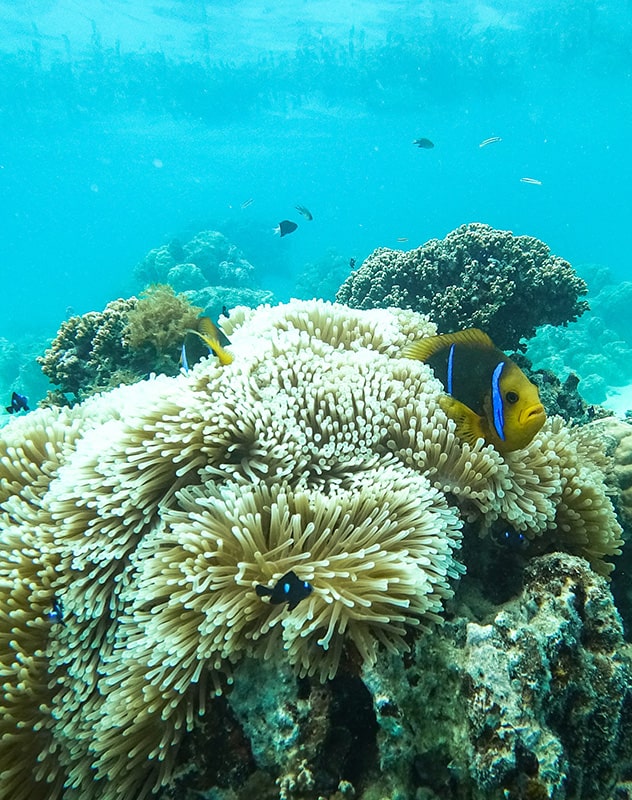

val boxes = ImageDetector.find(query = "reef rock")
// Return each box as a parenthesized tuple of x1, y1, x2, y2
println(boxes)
(135, 230, 256, 290)
(363, 552, 632, 800)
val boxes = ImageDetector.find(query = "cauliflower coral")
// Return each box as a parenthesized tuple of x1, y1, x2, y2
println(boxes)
(336, 223, 589, 350)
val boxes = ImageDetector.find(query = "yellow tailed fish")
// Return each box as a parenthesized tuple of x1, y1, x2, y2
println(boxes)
(403, 328, 546, 453)
(182, 316, 233, 371)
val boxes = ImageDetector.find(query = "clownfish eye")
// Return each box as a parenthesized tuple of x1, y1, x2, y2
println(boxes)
(505, 391, 519, 404)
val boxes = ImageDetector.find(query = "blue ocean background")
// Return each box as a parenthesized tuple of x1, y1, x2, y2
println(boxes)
(1, 0, 631, 410)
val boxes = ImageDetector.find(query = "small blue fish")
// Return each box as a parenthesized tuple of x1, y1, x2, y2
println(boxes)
(295, 204, 313, 221)
(47, 597, 65, 626)
(494, 528, 529, 551)
(255, 570, 313, 611)
(5, 391, 29, 414)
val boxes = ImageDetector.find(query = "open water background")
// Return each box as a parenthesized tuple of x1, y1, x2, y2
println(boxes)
(0, 0, 631, 343)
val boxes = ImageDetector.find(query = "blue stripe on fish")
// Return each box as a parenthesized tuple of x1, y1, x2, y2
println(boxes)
(446, 344, 455, 396)
(491, 362, 506, 441)
(181, 342, 189, 374)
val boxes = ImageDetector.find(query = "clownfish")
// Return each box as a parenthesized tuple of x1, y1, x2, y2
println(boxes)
(181, 316, 233, 373)
(403, 328, 546, 453)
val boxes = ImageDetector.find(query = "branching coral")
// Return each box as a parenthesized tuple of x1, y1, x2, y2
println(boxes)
(122, 283, 202, 373)
(336, 222, 589, 350)
(37, 287, 201, 403)
(37, 297, 138, 399)
(1, 300, 622, 799)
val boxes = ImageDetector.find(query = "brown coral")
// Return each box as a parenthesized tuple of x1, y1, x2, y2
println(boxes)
(122, 283, 202, 372)
(38, 287, 202, 403)
(336, 222, 589, 350)
(37, 297, 137, 399)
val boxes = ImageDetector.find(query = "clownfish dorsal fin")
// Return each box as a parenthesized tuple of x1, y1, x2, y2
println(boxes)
(402, 328, 495, 362)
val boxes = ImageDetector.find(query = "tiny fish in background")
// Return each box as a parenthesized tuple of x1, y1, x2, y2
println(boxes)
(396, 237, 409, 243)
(349, 257, 356, 268)
(413, 137, 434, 149)
(221, 305, 230, 318)
(403, 328, 546, 453)
(295, 204, 313, 221)
(255, 570, 313, 611)
(520, 177, 542, 185)
(275, 219, 298, 237)
(5, 391, 29, 414)
(47, 597, 65, 626)
(240, 197, 254, 209)
(479, 136, 502, 147)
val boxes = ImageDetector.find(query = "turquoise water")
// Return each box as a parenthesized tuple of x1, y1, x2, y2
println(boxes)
(1, 0, 631, 402)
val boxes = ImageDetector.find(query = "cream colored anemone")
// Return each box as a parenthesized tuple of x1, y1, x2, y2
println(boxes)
(82, 464, 461, 795)
(532, 417, 623, 573)
(0, 299, 623, 800)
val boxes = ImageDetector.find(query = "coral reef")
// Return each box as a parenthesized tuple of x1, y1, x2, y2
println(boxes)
(122, 283, 202, 374)
(37, 296, 138, 401)
(160, 556, 632, 800)
(362, 552, 632, 800)
(295, 249, 357, 302)
(133, 230, 275, 330)
(135, 230, 255, 290)
(0, 301, 623, 800)
(37, 286, 201, 403)
(527, 264, 632, 407)
(336, 223, 588, 350)
(185, 285, 275, 325)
